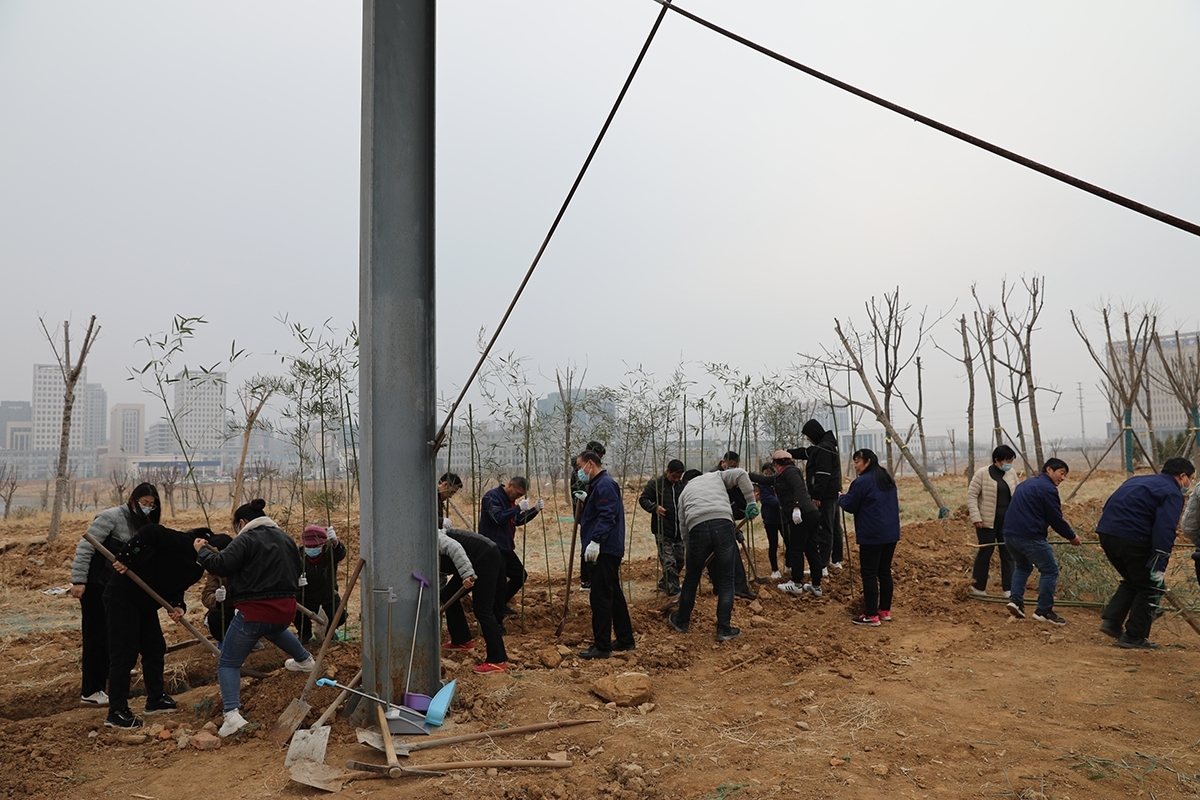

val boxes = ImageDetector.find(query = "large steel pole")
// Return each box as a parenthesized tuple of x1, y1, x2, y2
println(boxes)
(359, 0, 438, 712)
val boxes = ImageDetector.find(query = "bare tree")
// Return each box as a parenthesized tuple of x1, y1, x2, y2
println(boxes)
(0, 464, 19, 520)
(40, 315, 100, 541)
(109, 470, 131, 506)
(1071, 305, 1157, 475)
(996, 276, 1059, 468)
(229, 374, 285, 511)
(933, 314, 977, 478)
(970, 288, 1005, 450)
(1151, 330, 1200, 458)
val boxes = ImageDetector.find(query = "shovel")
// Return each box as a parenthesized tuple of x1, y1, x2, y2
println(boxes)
(269, 557, 365, 744)
(355, 718, 598, 757)
(297, 603, 330, 643)
(290, 759, 572, 793)
(284, 669, 361, 767)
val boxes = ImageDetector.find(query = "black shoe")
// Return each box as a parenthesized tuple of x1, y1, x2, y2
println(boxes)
(716, 627, 741, 643)
(1006, 600, 1025, 619)
(1099, 619, 1122, 639)
(612, 641, 636, 652)
(499, 606, 517, 618)
(1032, 609, 1066, 626)
(145, 694, 178, 714)
(735, 590, 758, 601)
(1117, 634, 1159, 650)
(578, 646, 612, 660)
(104, 708, 143, 729)
(668, 612, 689, 634)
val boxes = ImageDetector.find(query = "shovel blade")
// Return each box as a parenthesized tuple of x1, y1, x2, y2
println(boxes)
(289, 761, 351, 793)
(284, 725, 331, 766)
(268, 698, 312, 744)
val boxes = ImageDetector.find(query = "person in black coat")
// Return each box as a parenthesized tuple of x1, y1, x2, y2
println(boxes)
(639, 459, 686, 595)
(751, 451, 821, 596)
(295, 525, 348, 643)
(440, 528, 509, 672)
(102, 524, 207, 728)
(791, 419, 844, 569)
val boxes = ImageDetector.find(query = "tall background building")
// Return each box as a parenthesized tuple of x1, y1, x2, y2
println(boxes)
(31, 365, 107, 451)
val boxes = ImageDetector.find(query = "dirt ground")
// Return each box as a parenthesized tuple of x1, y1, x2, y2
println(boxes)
(4, 472, 1200, 800)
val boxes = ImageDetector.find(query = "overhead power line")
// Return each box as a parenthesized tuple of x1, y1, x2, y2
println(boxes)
(651, 0, 1200, 239)
(433, 2, 673, 451)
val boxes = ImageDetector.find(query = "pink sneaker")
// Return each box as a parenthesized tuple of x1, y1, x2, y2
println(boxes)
(852, 614, 881, 627)
(442, 639, 475, 652)
(878, 610, 892, 622)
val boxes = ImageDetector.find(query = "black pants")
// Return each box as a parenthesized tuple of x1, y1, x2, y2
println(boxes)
(1100, 533, 1163, 641)
(103, 588, 167, 713)
(676, 519, 737, 634)
(589, 553, 634, 652)
(80, 586, 111, 697)
(498, 550, 526, 612)
(972, 527, 1013, 592)
(786, 517, 822, 587)
(764, 522, 784, 572)
(816, 500, 843, 566)
(443, 549, 507, 664)
(859, 541, 896, 617)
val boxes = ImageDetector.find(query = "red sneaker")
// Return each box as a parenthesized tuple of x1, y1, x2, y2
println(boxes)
(472, 661, 508, 674)
(442, 639, 475, 652)
(878, 610, 892, 622)
(851, 614, 881, 627)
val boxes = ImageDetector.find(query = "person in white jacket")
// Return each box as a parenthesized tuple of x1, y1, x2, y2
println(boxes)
(966, 445, 1019, 597)
(669, 468, 759, 643)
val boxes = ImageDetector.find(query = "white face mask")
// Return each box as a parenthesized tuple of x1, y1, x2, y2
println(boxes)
(1000, 463, 1013, 472)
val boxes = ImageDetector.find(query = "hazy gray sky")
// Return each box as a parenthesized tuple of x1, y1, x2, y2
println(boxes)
(2, 1, 1198, 443)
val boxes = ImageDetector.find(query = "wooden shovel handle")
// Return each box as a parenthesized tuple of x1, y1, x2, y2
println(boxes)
(401, 718, 598, 754)
(414, 760, 573, 770)
(311, 669, 362, 729)
(302, 557, 365, 700)
(439, 584, 470, 614)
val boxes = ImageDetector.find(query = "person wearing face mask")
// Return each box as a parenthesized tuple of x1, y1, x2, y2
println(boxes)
(572, 441, 606, 590)
(576, 449, 635, 659)
(966, 445, 1020, 598)
(1002, 458, 1080, 626)
(1095, 457, 1195, 650)
(69, 482, 161, 708)
(295, 525, 348, 644)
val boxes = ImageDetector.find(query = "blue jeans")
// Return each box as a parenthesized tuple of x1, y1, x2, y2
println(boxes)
(218, 611, 311, 713)
(1006, 537, 1059, 613)
(676, 518, 737, 634)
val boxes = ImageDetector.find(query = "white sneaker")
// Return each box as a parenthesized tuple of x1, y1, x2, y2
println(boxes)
(219, 709, 250, 738)
(770, 571, 782, 580)
(830, 562, 843, 570)
(968, 586, 988, 597)
(81, 690, 109, 707)
(1003, 590, 1011, 598)
(777, 580, 805, 596)
(802, 568, 811, 575)
(821, 568, 829, 578)
(802, 583, 824, 598)
(285, 656, 315, 673)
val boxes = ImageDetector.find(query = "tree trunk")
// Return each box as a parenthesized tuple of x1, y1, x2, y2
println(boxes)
(43, 316, 99, 542)
(960, 315, 976, 478)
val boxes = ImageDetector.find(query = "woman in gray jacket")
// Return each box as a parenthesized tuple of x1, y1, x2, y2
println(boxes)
(69, 483, 161, 706)
(966, 446, 1019, 597)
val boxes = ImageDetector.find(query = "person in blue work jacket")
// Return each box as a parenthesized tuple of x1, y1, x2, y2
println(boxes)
(839, 448, 900, 627)
(576, 448, 635, 659)
(478, 476, 542, 622)
(1096, 457, 1195, 650)
(1003, 458, 1081, 626)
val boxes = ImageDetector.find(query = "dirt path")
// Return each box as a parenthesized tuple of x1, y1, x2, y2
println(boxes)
(3, 489, 1200, 799)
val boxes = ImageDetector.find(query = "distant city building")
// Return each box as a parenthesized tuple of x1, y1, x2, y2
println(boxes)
(30, 365, 107, 451)
(1, 401, 32, 450)
(1107, 330, 1199, 442)
(146, 420, 175, 456)
(171, 370, 229, 455)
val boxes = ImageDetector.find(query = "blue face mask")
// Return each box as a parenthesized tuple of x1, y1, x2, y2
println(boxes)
(139, 504, 155, 515)
(576, 469, 589, 484)
(1000, 463, 1013, 472)
(305, 546, 323, 558)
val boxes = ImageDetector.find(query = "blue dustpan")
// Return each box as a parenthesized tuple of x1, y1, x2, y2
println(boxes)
(425, 679, 456, 726)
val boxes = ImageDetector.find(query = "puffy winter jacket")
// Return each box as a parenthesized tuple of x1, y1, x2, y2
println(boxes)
(967, 464, 1020, 529)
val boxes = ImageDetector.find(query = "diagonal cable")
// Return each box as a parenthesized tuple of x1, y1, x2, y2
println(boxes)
(651, 0, 1200, 239)
(434, 2, 673, 451)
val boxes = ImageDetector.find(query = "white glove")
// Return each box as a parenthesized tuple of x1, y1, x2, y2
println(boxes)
(585, 541, 600, 562)
(518, 498, 531, 512)
(214, 586, 227, 603)
(791, 508, 803, 524)
(535, 498, 545, 511)
(298, 574, 308, 587)
(573, 490, 587, 502)
(326, 526, 337, 541)
(442, 517, 452, 530)
(1151, 570, 1166, 583)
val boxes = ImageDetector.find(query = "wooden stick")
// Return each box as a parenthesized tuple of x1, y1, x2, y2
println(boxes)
(555, 510, 582, 638)
(1162, 589, 1200, 640)
(716, 653, 762, 675)
(301, 557, 365, 701)
(439, 584, 470, 614)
